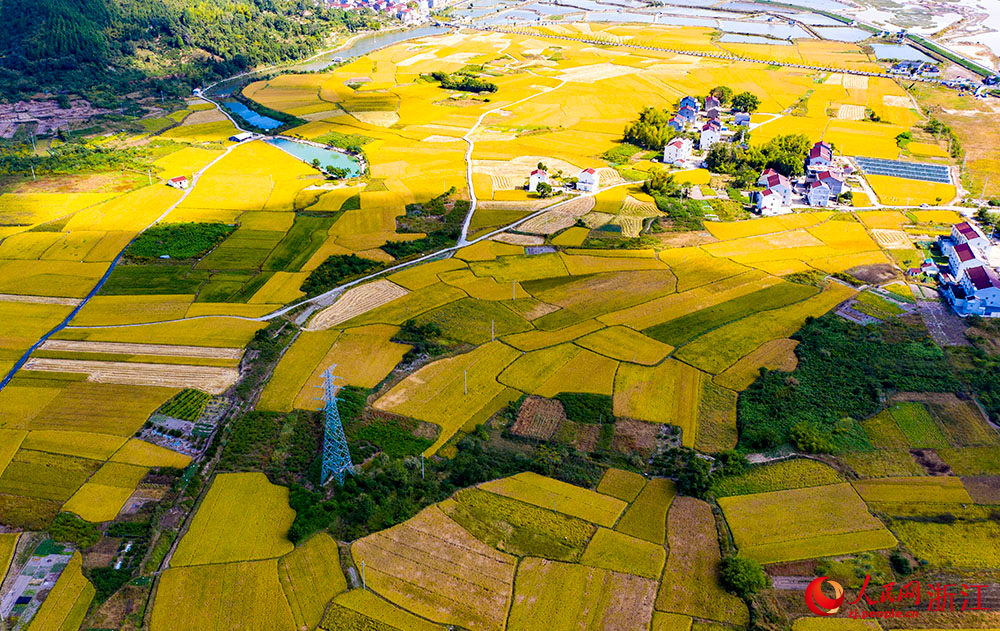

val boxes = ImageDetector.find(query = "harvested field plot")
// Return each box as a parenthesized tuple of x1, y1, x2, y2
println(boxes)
(871, 228, 912, 249)
(171, 472, 295, 566)
(615, 478, 675, 545)
(341, 283, 465, 328)
(278, 533, 347, 630)
(151, 559, 296, 631)
(23, 358, 238, 394)
(480, 472, 626, 527)
(656, 497, 748, 624)
(511, 395, 566, 441)
(718, 483, 896, 564)
(597, 468, 646, 502)
(508, 558, 657, 631)
(352, 505, 516, 631)
(38, 340, 242, 360)
(613, 360, 705, 446)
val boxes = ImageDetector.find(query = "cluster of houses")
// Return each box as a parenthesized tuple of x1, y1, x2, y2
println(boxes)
(324, 0, 432, 22)
(755, 141, 848, 215)
(889, 61, 940, 78)
(528, 167, 600, 194)
(661, 95, 751, 166)
(938, 221, 1000, 318)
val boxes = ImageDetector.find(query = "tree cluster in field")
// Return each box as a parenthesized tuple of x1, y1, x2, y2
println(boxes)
(300, 254, 383, 296)
(381, 231, 456, 259)
(0, 0, 378, 103)
(738, 315, 960, 453)
(393, 319, 449, 361)
(706, 133, 813, 185)
(313, 130, 373, 154)
(622, 107, 679, 150)
(48, 512, 101, 549)
(125, 222, 236, 262)
(650, 447, 748, 499)
(428, 71, 498, 93)
(554, 393, 614, 424)
(923, 116, 962, 158)
(286, 431, 600, 543)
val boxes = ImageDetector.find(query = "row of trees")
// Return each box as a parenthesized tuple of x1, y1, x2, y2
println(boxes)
(428, 71, 498, 93)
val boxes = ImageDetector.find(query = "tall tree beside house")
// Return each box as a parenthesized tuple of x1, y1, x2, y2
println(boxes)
(731, 92, 761, 113)
(622, 107, 678, 150)
(709, 85, 734, 105)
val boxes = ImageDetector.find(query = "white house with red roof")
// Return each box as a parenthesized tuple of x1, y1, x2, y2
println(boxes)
(577, 168, 600, 193)
(950, 221, 991, 254)
(167, 175, 190, 190)
(948, 242, 987, 277)
(807, 180, 832, 207)
(704, 96, 720, 111)
(756, 188, 787, 216)
(528, 169, 549, 193)
(806, 141, 833, 169)
(945, 265, 1000, 317)
(699, 120, 722, 151)
(815, 170, 845, 197)
(663, 137, 693, 164)
(756, 169, 792, 205)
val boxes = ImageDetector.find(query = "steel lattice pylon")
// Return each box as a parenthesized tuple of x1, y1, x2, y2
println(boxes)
(320, 367, 355, 485)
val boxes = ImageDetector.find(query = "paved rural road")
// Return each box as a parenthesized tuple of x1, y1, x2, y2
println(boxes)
(458, 72, 568, 246)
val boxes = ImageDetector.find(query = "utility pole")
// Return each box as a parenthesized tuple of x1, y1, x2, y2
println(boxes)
(981, 176, 990, 202)
(30, 165, 36, 181)
(147, 169, 152, 186)
(464, 369, 467, 395)
(491, 319, 495, 342)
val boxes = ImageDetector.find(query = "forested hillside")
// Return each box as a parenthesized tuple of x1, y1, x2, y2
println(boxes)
(0, 0, 377, 104)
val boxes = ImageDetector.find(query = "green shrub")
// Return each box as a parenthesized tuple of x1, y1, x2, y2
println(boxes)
(554, 393, 614, 424)
(720, 556, 769, 597)
(300, 254, 383, 295)
(49, 513, 100, 548)
(125, 223, 235, 261)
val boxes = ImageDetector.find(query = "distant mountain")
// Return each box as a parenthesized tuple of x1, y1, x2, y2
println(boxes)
(0, 0, 378, 105)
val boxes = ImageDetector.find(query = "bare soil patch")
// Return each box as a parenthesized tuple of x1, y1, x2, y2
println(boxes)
(961, 476, 1000, 504)
(910, 448, 952, 475)
(846, 263, 897, 284)
(553, 420, 600, 453)
(611, 418, 659, 457)
(511, 396, 566, 441)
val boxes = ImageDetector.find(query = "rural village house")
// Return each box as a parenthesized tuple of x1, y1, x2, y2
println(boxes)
(663, 137, 693, 164)
(577, 168, 600, 193)
(528, 169, 549, 192)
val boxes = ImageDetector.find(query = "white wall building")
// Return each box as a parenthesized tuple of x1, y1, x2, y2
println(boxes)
(756, 189, 788, 216)
(577, 168, 600, 193)
(807, 180, 832, 207)
(528, 169, 549, 192)
(663, 138, 693, 164)
(699, 122, 721, 151)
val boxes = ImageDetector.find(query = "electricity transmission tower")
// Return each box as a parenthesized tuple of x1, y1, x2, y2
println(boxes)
(318, 367, 355, 485)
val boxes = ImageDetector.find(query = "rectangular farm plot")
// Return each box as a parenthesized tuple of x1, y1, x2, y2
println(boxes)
(111, 439, 192, 468)
(615, 478, 676, 545)
(655, 497, 748, 624)
(614, 360, 706, 447)
(508, 558, 657, 631)
(674, 282, 855, 374)
(278, 533, 348, 630)
(171, 472, 295, 567)
(889, 402, 948, 448)
(63, 482, 134, 523)
(351, 505, 517, 631)
(498, 343, 618, 397)
(324, 588, 448, 631)
(374, 341, 521, 450)
(291, 325, 411, 408)
(713, 338, 799, 392)
(853, 477, 973, 504)
(306, 279, 410, 331)
(151, 559, 296, 631)
(0, 449, 101, 502)
(718, 483, 897, 564)
(469, 253, 569, 282)
(597, 468, 647, 502)
(478, 472, 626, 527)
(23, 358, 238, 395)
(340, 282, 466, 328)
(575, 326, 673, 365)
(528, 270, 677, 331)
(413, 297, 533, 344)
(580, 527, 665, 579)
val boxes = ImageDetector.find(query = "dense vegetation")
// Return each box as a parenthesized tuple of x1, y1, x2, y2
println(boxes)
(0, 0, 376, 102)
(738, 315, 959, 452)
(313, 130, 374, 153)
(706, 133, 812, 183)
(0, 142, 158, 177)
(125, 222, 235, 262)
(300, 254, 383, 296)
(622, 107, 678, 150)
(381, 231, 455, 259)
(48, 512, 100, 548)
(554, 393, 614, 424)
(428, 71, 498, 93)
